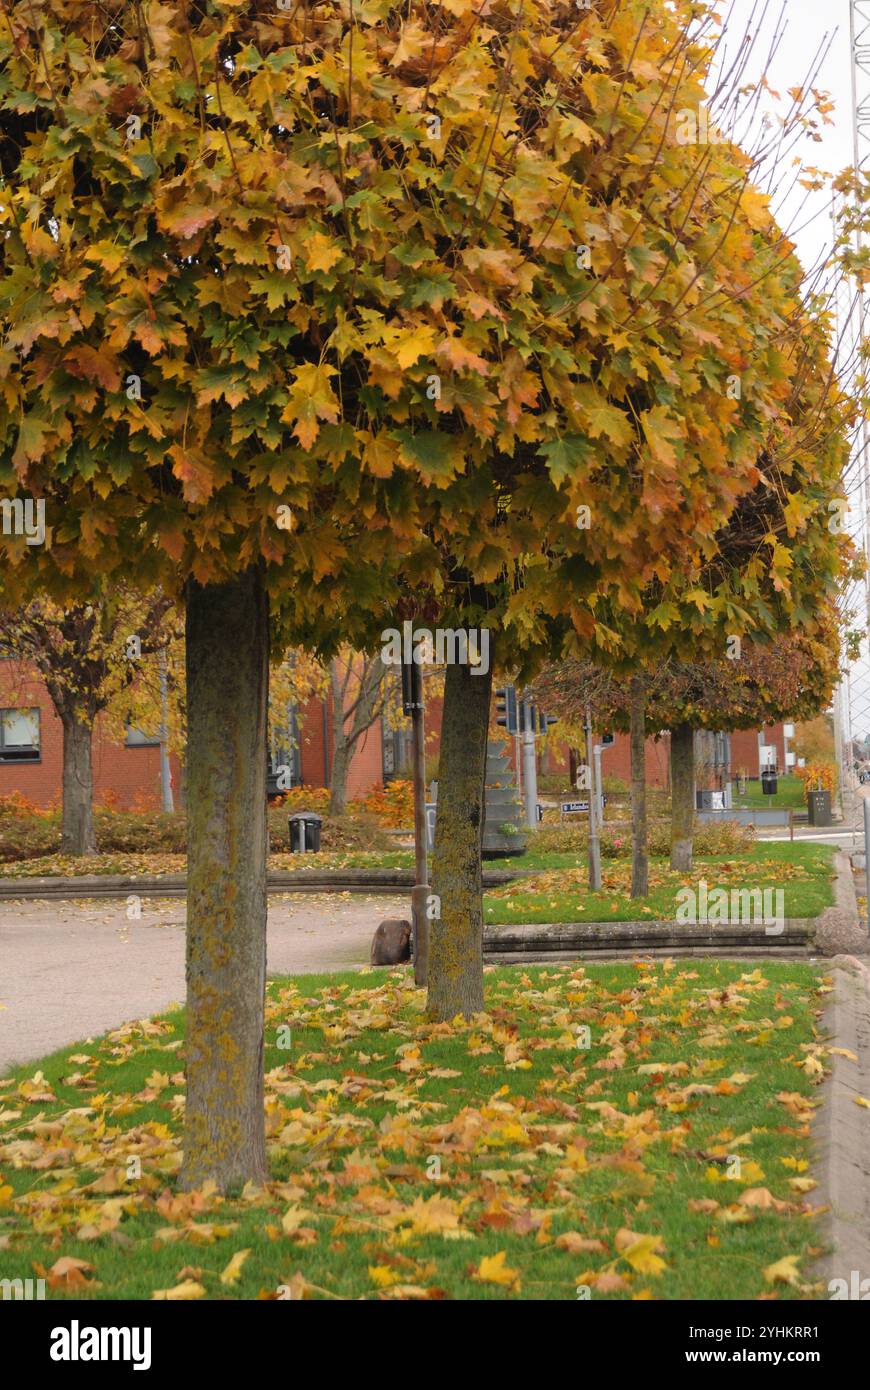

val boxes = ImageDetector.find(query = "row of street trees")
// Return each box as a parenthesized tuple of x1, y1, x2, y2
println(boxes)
(532, 607, 849, 882)
(0, 0, 857, 1189)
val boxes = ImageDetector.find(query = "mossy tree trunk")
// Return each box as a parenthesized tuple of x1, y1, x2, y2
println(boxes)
(629, 674, 648, 898)
(179, 566, 269, 1193)
(328, 662, 350, 816)
(60, 713, 97, 856)
(670, 722, 695, 872)
(427, 655, 494, 1022)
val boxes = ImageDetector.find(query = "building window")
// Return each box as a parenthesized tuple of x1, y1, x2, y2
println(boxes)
(0, 707, 40, 762)
(125, 724, 161, 747)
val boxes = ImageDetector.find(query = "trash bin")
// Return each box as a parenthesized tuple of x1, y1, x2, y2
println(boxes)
(289, 811, 322, 852)
(806, 790, 831, 827)
(761, 771, 778, 797)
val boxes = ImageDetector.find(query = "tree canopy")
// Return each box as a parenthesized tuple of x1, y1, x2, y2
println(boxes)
(0, 0, 851, 672)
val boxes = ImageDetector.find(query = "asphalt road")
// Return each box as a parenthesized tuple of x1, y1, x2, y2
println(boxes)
(0, 891, 408, 1073)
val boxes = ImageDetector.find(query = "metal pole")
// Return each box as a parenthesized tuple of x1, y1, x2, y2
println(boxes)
(593, 743, 603, 828)
(851, 4, 870, 625)
(864, 795, 870, 931)
(159, 651, 174, 813)
(584, 703, 601, 891)
(407, 662, 429, 987)
(521, 702, 538, 828)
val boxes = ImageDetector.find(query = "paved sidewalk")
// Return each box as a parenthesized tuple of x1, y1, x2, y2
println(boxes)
(0, 892, 407, 1072)
(814, 962, 870, 1290)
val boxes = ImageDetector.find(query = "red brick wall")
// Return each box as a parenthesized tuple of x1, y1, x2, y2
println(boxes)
(294, 691, 386, 799)
(596, 731, 671, 789)
(0, 661, 182, 810)
(731, 723, 786, 778)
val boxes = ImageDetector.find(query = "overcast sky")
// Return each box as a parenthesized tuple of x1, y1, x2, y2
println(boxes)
(710, 1, 870, 744)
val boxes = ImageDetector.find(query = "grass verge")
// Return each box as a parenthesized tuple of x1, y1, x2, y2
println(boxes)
(484, 843, 834, 926)
(0, 961, 829, 1301)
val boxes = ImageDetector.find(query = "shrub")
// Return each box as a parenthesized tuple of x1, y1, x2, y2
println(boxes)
(796, 762, 835, 794)
(526, 815, 754, 861)
(351, 780, 414, 828)
(0, 814, 61, 862)
(0, 801, 394, 863)
(271, 784, 331, 814)
(527, 823, 586, 854)
(0, 791, 50, 818)
(647, 817, 756, 856)
(93, 809, 187, 853)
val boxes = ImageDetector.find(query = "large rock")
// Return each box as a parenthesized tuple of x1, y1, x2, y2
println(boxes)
(371, 918, 411, 965)
(815, 853, 868, 956)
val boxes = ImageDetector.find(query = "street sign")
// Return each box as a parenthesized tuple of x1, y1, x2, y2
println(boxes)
(561, 797, 606, 815)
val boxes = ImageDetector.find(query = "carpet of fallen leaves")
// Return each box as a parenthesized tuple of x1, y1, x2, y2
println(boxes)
(0, 962, 838, 1301)
(0, 850, 411, 879)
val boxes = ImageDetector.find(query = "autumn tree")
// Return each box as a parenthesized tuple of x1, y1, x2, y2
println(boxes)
(534, 617, 843, 873)
(327, 650, 388, 815)
(0, 589, 177, 851)
(416, 4, 854, 1005)
(0, 0, 853, 1180)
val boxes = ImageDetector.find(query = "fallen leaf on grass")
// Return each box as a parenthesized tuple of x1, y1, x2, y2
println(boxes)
(737, 1187, 792, 1213)
(555, 1232, 607, 1255)
(763, 1255, 802, 1288)
(152, 1279, 206, 1301)
(36, 1256, 97, 1291)
(471, 1251, 521, 1291)
(616, 1231, 668, 1276)
(220, 1248, 251, 1286)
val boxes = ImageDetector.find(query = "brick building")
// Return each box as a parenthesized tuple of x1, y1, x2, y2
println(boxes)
(0, 655, 794, 810)
(0, 658, 386, 811)
(0, 659, 184, 810)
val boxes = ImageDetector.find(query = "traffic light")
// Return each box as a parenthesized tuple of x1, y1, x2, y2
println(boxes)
(538, 710, 558, 734)
(495, 684, 518, 734)
(519, 699, 534, 734)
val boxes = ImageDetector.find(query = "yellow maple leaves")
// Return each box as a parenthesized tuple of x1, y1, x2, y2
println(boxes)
(281, 363, 341, 451)
(472, 1251, 521, 1292)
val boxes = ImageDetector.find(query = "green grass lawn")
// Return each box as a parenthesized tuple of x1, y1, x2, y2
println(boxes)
(733, 776, 807, 811)
(0, 962, 828, 1301)
(484, 842, 834, 926)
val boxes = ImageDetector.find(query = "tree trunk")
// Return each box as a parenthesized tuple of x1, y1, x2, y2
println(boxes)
(328, 662, 349, 816)
(179, 566, 269, 1193)
(60, 714, 97, 855)
(670, 723, 695, 872)
(427, 655, 494, 1022)
(629, 675, 648, 898)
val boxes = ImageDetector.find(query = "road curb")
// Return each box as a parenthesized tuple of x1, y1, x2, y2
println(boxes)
(0, 868, 523, 900)
(813, 963, 870, 1295)
(483, 918, 817, 959)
